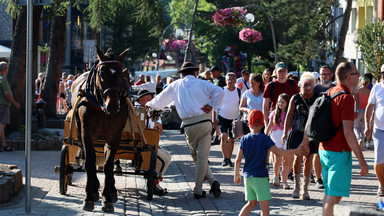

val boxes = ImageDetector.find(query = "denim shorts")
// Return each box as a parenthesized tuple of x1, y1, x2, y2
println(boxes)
(319, 150, 352, 197)
(244, 177, 271, 201)
(373, 128, 384, 165)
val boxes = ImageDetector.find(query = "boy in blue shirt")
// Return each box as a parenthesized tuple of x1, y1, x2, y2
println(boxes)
(234, 109, 302, 216)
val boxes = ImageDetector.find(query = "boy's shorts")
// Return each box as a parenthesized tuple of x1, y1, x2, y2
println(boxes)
(319, 150, 352, 197)
(244, 177, 271, 201)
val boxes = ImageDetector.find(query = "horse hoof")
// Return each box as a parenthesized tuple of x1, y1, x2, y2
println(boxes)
(83, 201, 94, 211)
(102, 202, 114, 212)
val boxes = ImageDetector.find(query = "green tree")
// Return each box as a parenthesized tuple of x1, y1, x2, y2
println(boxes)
(357, 20, 384, 80)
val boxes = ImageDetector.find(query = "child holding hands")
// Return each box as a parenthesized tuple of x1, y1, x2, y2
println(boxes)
(265, 93, 291, 189)
(234, 109, 302, 216)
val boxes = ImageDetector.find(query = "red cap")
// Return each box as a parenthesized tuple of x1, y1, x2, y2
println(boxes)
(247, 109, 264, 125)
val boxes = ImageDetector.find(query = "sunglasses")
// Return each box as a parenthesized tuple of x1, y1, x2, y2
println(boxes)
(277, 63, 286, 68)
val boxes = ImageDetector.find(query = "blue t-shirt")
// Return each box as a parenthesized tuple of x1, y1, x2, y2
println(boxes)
(242, 89, 263, 121)
(240, 133, 275, 178)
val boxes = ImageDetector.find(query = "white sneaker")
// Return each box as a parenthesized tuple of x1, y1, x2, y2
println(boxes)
(366, 141, 371, 149)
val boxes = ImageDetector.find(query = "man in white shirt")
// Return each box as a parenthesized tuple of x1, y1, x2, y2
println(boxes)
(136, 89, 171, 196)
(236, 69, 250, 94)
(146, 62, 224, 199)
(365, 64, 384, 197)
(216, 72, 241, 167)
(132, 75, 156, 93)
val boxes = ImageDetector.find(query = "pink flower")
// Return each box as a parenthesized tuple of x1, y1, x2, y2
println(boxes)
(239, 28, 262, 43)
(212, 7, 247, 27)
(170, 40, 187, 51)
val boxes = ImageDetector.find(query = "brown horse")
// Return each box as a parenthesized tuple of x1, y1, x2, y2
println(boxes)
(71, 47, 129, 212)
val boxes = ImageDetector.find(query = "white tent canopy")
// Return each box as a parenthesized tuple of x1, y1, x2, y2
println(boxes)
(0, 45, 11, 58)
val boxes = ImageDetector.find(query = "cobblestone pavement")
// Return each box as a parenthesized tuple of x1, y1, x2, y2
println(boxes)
(0, 129, 381, 215)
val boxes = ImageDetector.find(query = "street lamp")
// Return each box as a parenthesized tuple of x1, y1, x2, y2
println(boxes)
(243, 5, 278, 63)
(156, 22, 190, 71)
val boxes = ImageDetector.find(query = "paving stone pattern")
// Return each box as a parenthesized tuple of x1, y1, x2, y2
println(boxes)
(0, 130, 382, 215)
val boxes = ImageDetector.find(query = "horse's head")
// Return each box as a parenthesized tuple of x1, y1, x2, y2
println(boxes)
(95, 47, 129, 115)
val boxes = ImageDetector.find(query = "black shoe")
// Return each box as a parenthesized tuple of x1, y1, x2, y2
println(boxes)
(221, 159, 228, 167)
(227, 159, 233, 167)
(211, 136, 220, 145)
(194, 191, 206, 199)
(315, 178, 324, 189)
(153, 185, 168, 196)
(209, 181, 221, 197)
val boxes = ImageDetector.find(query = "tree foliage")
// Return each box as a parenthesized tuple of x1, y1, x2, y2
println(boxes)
(357, 20, 384, 80)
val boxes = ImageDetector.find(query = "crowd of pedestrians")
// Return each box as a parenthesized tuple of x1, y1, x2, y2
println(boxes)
(143, 61, 383, 216)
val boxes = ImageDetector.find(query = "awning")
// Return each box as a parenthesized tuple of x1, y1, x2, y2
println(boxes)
(0, 45, 11, 58)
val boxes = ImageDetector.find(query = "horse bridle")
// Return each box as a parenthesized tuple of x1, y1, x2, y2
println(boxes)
(94, 60, 124, 112)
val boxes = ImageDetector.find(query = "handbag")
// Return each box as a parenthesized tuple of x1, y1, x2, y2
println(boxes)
(232, 111, 244, 139)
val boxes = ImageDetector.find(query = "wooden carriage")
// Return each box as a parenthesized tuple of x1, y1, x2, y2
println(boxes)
(56, 104, 161, 201)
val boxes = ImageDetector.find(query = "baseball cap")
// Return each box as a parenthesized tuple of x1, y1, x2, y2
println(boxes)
(247, 109, 264, 125)
(67, 80, 73, 85)
(275, 62, 287, 72)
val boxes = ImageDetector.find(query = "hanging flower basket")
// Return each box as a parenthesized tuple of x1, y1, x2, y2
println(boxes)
(170, 40, 187, 51)
(212, 7, 247, 27)
(239, 28, 262, 43)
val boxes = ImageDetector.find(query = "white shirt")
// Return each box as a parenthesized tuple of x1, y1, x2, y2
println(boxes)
(368, 81, 384, 130)
(132, 81, 156, 93)
(236, 77, 250, 94)
(219, 87, 240, 120)
(146, 75, 224, 119)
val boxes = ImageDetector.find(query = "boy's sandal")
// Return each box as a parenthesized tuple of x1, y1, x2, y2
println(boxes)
(378, 187, 384, 196)
(1, 145, 14, 152)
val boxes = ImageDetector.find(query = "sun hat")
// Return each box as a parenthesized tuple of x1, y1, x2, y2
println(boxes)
(179, 62, 199, 73)
(136, 89, 154, 101)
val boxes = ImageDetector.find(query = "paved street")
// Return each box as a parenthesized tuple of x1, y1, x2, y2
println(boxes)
(0, 129, 382, 215)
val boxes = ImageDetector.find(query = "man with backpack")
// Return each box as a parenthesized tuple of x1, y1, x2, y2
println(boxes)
(263, 62, 300, 126)
(214, 72, 241, 167)
(301, 62, 369, 216)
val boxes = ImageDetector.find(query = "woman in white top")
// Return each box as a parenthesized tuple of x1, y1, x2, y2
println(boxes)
(239, 73, 265, 135)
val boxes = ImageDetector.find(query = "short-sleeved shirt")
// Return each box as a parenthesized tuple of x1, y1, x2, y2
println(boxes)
(242, 90, 263, 121)
(269, 110, 286, 131)
(367, 82, 384, 130)
(214, 76, 226, 88)
(263, 79, 300, 110)
(240, 133, 275, 178)
(319, 83, 354, 152)
(218, 87, 241, 120)
(0, 74, 12, 106)
(313, 83, 336, 95)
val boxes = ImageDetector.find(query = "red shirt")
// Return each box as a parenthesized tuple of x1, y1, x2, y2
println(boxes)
(135, 80, 145, 86)
(319, 83, 354, 152)
(263, 79, 300, 110)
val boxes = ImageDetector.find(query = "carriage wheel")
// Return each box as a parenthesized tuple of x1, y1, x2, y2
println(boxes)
(146, 150, 156, 201)
(59, 145, 70, 195)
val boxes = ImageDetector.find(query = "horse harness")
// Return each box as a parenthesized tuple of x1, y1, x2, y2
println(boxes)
(78, 60, 129, 112)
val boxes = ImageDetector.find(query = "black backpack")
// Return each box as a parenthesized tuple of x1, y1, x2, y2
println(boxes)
(306, 90, 348, 143)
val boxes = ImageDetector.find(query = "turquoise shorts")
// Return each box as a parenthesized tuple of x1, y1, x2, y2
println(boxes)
(244, 177, 271, 201)
(319, 150, 352, 197)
